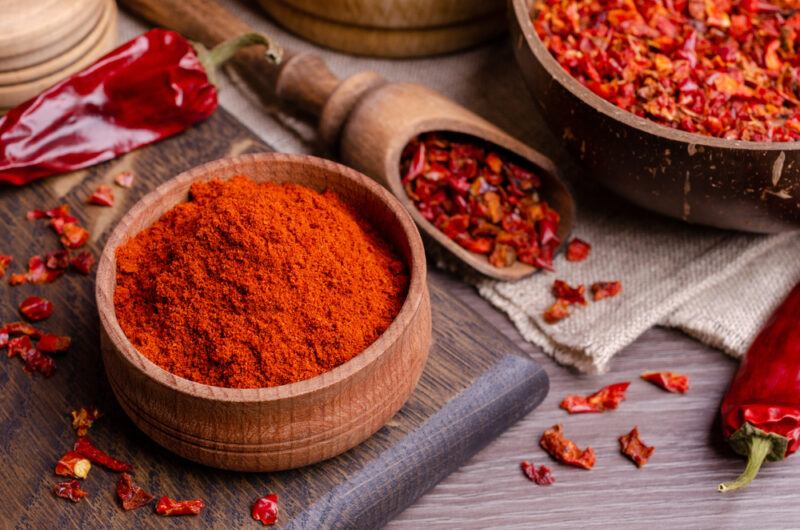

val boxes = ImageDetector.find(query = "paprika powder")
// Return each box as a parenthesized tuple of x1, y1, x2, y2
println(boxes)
(115, 176, 408, 388)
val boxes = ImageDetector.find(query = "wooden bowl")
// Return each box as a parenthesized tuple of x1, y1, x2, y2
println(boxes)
(509, 0, 800, 233)
(96, 153, 431, 472)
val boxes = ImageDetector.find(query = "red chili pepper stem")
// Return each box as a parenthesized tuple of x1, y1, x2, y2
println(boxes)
(194, 33, 283, 85)
(718, 423, 789, 492)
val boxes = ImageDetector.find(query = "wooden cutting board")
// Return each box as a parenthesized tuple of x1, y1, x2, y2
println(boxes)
(0, 109, 548, 528)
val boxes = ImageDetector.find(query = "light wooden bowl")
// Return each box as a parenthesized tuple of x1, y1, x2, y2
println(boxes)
(96, 153, 431, 472)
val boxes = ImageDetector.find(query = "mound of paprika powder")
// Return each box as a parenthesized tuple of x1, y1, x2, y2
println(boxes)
(114, 176, 408, 388)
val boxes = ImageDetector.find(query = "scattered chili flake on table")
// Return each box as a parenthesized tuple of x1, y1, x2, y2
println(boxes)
(71, 407, 102, 437)
(641, 371, 690, 393)
(70, 251, 95, 275)
(543, 298, 571, 324)
(88, 185, 115, 207)
(38, 334, 71, 354)
(591, 281, 622, 301)
(560, 382, 630, 414)
(116, 473, 154, 511)
(6, 335, 55, 377)
(552, 279, 587, 305)
(8, 273, 26, 286)
(520, 460, 556, 485)
(27, 204, 90, 250)
(53, 480, 88, 503)
(155, 496, 205, 516)
(55, 451, 92, 479)
(114, 171, 135, 188)
(74, 437, 132, 473)
(61, 223, 90, 249)
(19, 296, 54, 321)
(251, 493, 279, 526)
(24, 255, 65, 285)
(619, 426, 655, 467)
(540, 424, 596, 469)
(0, 255, 12, 277)
(565, 238, 591, 262)
(400, 132, 561, 270)
(532, 0, 800, 141)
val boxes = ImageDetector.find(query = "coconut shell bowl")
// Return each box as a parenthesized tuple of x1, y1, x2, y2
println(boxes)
(510, 0, 800, 233)
(96, 153, 431, 472)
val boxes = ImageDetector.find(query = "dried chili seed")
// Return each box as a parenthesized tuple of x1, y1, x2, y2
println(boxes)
(19, 296, 54, 321)
(540, 424, 595, 469)
(88, 185, 115, 207)
(114, 171, 135, 188)
(70, 251, 95, 275)
(552, 279, 587, 305)
(55, 451, 92, 479)
(543, 299, 571, 324)
(565, 238, 591, 262)
(520, 460, 556, 485)
(60, 223, 90, 249)
(45, 250, 70, 270)
(560, 382, 630, 414)
(619, 427, 655, 467)
(74, 437, 132, 472)
(38, 334, 71, 354)
(251, 493, 279, 526)
(156, 496, 206, 516)
(54, 480, 88, 503)
(71, 408, 102, 437)
(591, 281, 622, 301)
(0, 255, 12, 278)
(116, 473, 153, 511)
(641, 371, 690, 394)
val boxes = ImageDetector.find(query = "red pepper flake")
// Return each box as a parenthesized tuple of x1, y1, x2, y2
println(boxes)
(5, 321, 42, 338)
(55, 451, 92, 479)
(28, 205, 72, 221)
(251, 493, 279, 526)
(641, 371, 689, 394)
(619, 426, 655, 467)
(8, 273, 26, 286)
(88, 185, 115, 207)
(0, 255, 12, 278)
(552, 279, 587, 306)
(19, 296, 54, 322)
(591, 281, 622, 301)
(543, 299, 571, 324)
(70, 251, 95, 275)
(26, 255, 64, 284)
(540, 424, 595, 469)
(74, 437, 132, 473)
(565, 238, 591, 262)
(38, 334, 71, 354)
(116, 473, 154, 511)
(45, 249, 70, 270)
(53, 480, 88, 503)
(60, 223, 90, 249)
(114, 171, 135, 188)
(7, 335, 55, 377)
(156, 496, 206, 516)
(560, 382, 630, 414)
(520, 460, 556, 485)
(71, 407, 102, 437)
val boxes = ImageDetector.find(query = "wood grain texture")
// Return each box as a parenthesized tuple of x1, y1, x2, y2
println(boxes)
(0, 109, 548, 528)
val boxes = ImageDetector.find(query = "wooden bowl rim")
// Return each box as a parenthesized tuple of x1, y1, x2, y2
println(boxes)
(96, 153, 427, 402)
(510, 0, 798, 151)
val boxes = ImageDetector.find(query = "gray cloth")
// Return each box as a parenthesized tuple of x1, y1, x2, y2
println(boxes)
(119, 3, 800, 373)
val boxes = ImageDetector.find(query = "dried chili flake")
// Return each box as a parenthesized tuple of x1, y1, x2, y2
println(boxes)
(8, 273, 26, 286)
(591, 281, 622, 301)
(70, 251, 95, 275)
(53, 480, 88, 503)
(0, 255, 12, 277)
(38, 334, 71, 354)
(251, 493, 279, 526)
(7, 335, 55, 377)
(45, 249, 70, 270)
(156, 496, 206, 516)
(28, 205, 72, 221)
(116, 473, 153, 511)
(641, 371, 690, 394)
(540, 424, 595, 469)
(543, 299, 571, 324)
(7, 335, 34, 359)
(88, 185, 115, 207)
(55, 451, 92, 479)
(74, 437, 132, 472)
(25, 255, 64, 284)
(401, 132, 560, 269)
(565, 238, 591, 262)
(552, 279, 587, 305)
(71, 408, 102, 437)
(19, 296, 54, 321)
(561, 382, 630, 414)
(60, 223, 90, 249)
(5, 321, 41, 338)
(619, 427, 655, 467)
(520, 460, 556, 485)
(0, 328, 7, 349)
(114, 171, 135, 188)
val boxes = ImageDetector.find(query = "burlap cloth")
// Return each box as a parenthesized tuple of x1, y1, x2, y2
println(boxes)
(119, 3, 800, 374)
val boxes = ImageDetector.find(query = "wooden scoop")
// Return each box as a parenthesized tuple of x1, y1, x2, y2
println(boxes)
(121, 0, 576, 282)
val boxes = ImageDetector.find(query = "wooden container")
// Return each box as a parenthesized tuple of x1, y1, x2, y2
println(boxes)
(258, 0, 507, 57)
(96, 153, 432, 472)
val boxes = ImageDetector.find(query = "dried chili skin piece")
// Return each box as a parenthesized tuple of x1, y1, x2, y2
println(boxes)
(543, 299, 571, 324)
(520, 461, 555, 485)
(565, 238, 591, 262)
(552, 279, 586, 306)
(74, 437, 132, 472)
(19, 296, 54, 321)
(71, 408, 102, 437)
(38, 334, 71, 354)
(55, 451, 92, 479)
(561, 382, 630, 414)
(5, 321, 41, 338)
(591, 281, 622, 301)
(0, 255, 12, 277)
(8, 273, 26, 286)
(540, 424, 595, 469)
(116, 473, 154, 511)
(115, 171, 135, 188)
(156, 496, 206, 516)
(7, 335, 55, 377)
(70, 251, 95, 275)
(54, 480, 88, 503)
(251, 493, 279, 526)
(641, 371, 689, 394)
(26, 255, 64, 284)
(619, 427, 655, 467)
(45, 250, 70, 270)
(88, 185, 115, 207)
(60, 223, 90, 249)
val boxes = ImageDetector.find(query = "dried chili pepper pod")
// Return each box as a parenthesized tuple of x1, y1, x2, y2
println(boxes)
(0, 29, 282, 186)
(719, 282, 800, 492)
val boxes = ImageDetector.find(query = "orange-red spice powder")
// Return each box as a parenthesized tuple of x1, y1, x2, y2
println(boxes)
(114, 176, 408, 388)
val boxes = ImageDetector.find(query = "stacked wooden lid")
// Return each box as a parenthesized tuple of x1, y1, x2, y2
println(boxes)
(258, 0, 506, 58)
(0, 0, 118, 112)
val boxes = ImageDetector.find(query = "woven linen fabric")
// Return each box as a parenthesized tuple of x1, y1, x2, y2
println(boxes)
(119, 5, 800, 373)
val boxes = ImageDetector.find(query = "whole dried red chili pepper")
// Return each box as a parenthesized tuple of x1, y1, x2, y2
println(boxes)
(53, 480, 88, 503)
(18, 296, 54, 322)
(251, 493, 279, 526)
(641, 371, 689, 394)
(565, 238, 591, 262)
(74, 437, 132, 473)
(719, 282, 800, 491)
(591, 281, 622, 301)
(560, 382, 630, 414)
(540, 424, 595, 469)
(156, 496, 206, 516)
(71, 408, 102, 437)
(619, 427, 655, 467)
(520, 461, 556, 485)
(55, 451, 92, 479)
(116, 473, 154, 511)
(0, 30, 281, 186)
